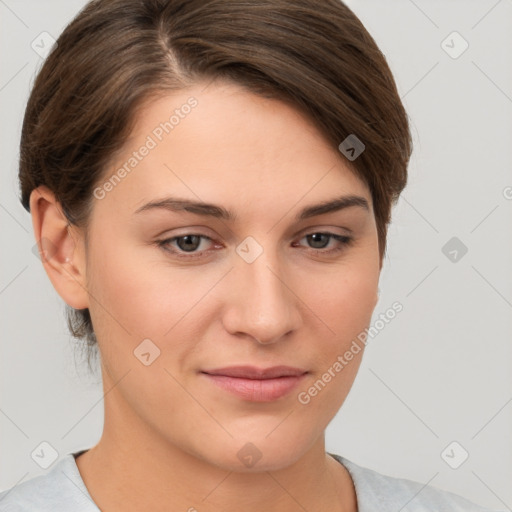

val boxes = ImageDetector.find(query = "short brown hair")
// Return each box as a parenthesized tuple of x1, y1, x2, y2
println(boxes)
(19, 0, 412, 373)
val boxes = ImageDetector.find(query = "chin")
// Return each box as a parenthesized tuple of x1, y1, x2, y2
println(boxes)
(191, 426, 317, 473)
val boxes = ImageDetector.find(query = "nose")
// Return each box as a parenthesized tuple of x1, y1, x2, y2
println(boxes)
(222, 250, 302, 345)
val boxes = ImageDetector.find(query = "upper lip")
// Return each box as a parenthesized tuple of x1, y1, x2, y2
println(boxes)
(201, 365, 308, 379)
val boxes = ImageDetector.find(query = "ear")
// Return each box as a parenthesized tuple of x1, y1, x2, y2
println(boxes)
(30, 186, 89, 310)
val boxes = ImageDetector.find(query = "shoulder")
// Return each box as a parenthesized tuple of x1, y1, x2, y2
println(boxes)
(329, 453, 505, 512)
(0, 452, 98, 512)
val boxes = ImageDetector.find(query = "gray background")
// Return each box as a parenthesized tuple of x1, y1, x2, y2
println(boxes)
(1, 0, 511, 509)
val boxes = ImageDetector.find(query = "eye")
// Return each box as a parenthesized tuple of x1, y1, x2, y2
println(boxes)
(157, 234, 215, 259)
(294, 232, 354, 255)
(156, 231, 353, 260)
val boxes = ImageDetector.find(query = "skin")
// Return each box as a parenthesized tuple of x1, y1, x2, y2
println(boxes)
(31, 80, 382, 512)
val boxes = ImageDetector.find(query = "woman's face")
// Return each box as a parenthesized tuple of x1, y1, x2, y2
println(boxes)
(80, 80, 381, 471)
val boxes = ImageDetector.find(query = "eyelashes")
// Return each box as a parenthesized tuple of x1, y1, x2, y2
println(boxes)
(156, 231, 354, 261)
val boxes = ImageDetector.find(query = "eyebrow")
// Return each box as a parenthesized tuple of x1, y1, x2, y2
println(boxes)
(134, 194, 369, 221)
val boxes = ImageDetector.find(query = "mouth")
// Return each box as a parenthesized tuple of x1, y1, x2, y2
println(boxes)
(200, 365, 308, 402)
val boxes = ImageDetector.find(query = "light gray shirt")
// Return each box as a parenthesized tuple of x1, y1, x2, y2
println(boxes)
(0, 450, 505, 511)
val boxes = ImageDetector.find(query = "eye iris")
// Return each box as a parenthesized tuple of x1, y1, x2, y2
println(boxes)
(177, 235, 201, 252)
(307, 233, 329, 249)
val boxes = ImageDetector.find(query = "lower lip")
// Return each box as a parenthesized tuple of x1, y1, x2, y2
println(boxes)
(201, 373, 307, 402)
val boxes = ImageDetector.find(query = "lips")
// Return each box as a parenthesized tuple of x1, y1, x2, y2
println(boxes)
(200, 365, 308, 402)
(202, 365, 308, 379)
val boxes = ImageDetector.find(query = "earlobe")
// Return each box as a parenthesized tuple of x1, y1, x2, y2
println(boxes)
(29, 186, 89, 310)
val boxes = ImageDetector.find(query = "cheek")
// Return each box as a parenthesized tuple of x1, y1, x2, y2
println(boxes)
(308, 260, 379, 345)
(86, 235, 187, 338)
(85, 234, 220, 383)
(87, 252, 154, 333)
(294, 272, 376, 426)
(295, 256, 378, 411)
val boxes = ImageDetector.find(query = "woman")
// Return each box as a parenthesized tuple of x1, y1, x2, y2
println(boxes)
(0, 0, 503, 510)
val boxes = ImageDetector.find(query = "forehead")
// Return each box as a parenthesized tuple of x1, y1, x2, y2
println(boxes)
(92, 81, 372, 221)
